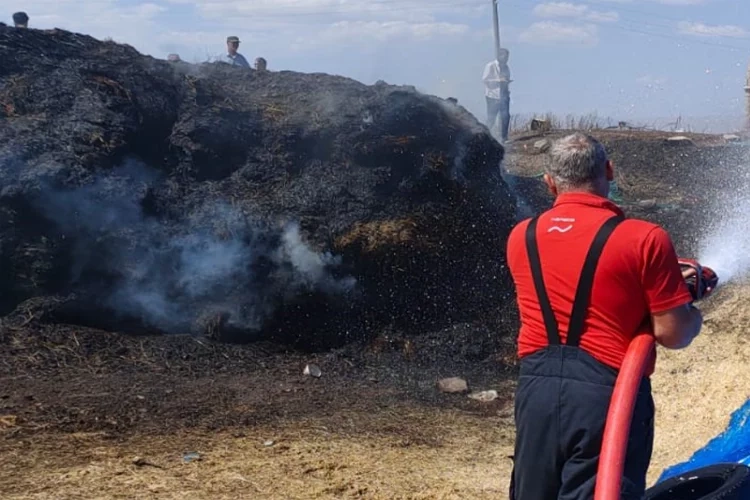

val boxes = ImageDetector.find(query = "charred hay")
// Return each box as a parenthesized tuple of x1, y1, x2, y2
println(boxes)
(0, 26, 517, 348)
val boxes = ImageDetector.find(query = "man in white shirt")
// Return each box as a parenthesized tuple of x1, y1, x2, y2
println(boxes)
(224, 36, 250, 68)
(483, 48, 512, 143)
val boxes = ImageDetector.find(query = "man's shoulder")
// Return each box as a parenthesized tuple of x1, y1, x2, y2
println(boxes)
(612, 217, 678, 259)
(618, 217, 668, 240)
(509, 216, 533, 233)
(507, 217, 533, 249)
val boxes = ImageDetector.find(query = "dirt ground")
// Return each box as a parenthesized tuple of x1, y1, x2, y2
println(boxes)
(2, 129, 749, 499)
(650, 282, 750, 484)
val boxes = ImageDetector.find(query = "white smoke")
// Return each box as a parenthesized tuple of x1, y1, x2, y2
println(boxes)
(33, 159, 357, 333)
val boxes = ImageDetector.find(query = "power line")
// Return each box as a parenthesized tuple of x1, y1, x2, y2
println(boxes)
(608, 23, 749, 52)
(613, 13, 750, 44)
(495, 0, 750, 53)
(190, 0, 750, 53)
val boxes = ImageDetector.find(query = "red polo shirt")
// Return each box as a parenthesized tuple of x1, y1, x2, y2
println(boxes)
(506, 192, 693, 374)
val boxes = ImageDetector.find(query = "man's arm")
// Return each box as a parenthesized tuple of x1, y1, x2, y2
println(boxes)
(482, 63, 493, 83)
(652, 304, 702, 349)
(640, 227, 703, 349)
(237, 54, 251, 68)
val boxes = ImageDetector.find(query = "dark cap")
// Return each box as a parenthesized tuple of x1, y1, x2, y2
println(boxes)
(12, 12, 28, 23)
(227, 36, 240, 43)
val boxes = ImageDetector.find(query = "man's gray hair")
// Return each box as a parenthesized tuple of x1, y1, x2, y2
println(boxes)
(546, 133, 608, 188)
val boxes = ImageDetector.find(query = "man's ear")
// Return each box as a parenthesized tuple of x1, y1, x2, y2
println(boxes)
(606, 160, 614, 181)
(543, 173, 557, 196)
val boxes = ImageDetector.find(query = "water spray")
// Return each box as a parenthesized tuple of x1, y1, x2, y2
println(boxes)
(697, 185, 750, 287)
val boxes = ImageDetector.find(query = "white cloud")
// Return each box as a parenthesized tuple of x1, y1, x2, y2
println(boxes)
(646, 0, 708, 4)
(8, 0, 482, 59)
(533, 3, 619, 23)
(585, 11, 619, 23)
(0, 0, 494, 76)
(188, 0, 482, 23)
(590, 0, 709, 3)
(636, 75, 668, 89)
(295, 20, 469, 49)
(519, 21, 599, 46)
(677, 21, 750, 38)
(534, 2, 589, 18)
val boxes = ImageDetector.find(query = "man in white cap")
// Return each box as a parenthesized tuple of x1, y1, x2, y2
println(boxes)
(224, 36, 250, 68)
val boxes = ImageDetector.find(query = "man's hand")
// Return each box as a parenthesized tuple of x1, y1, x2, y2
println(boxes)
(682, 266, 697, 280)
(678, 258, 719, 301)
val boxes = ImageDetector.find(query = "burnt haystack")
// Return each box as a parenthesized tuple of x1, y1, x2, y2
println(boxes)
(0, 26, 517, 347)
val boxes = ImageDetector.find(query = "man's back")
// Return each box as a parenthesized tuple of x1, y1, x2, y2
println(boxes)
(507, 192, 691, 373)
(507, 133, 705, 500)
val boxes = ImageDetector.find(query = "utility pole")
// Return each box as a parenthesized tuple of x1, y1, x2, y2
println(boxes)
(492, 0, 501, 60)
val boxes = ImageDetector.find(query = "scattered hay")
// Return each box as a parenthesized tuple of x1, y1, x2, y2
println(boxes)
(0, 404, 516, 499)
(334, 218, 419, 253)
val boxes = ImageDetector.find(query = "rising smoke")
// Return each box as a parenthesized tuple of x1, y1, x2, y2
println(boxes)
(32, 159, 356, 334)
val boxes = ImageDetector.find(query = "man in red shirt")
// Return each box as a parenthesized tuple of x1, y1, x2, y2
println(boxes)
(506, 133, 713, 499)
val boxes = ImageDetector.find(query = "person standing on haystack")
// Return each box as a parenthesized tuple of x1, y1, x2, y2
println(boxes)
(482, 48, 512, 143)
(12, 11, 28, 28)
(224, 36, 250, 68)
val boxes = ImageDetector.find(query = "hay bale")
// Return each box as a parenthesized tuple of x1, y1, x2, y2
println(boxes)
(0, 26, 517, 347)
(530, 118, 551, 132)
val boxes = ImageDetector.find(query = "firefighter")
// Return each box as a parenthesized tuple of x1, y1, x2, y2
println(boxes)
(506, 132, 717, 499)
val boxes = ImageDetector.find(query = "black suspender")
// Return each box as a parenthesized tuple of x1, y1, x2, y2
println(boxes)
(525, 214, 625, 347)
(525, 217, 561, 346)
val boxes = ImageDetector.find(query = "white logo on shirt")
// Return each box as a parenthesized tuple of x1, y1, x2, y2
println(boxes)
(548, 217, 575, 233)
(548, 225, 573, 233)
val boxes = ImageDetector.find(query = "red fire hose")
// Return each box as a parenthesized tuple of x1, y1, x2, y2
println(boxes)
(594, 333, 657, 500)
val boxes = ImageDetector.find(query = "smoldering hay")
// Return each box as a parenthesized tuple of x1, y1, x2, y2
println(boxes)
(0, 25, 518, 347)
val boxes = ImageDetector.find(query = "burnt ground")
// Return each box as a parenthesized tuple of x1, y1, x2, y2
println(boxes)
(0, 317, 516, 438)
(1, 128, 749, 499)
(0, 310, 520, 499)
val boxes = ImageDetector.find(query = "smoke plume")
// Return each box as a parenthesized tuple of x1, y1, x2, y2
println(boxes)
(32, 159, 356, 334)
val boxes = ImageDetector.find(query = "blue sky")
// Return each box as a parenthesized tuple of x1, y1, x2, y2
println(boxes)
(4, 0, 750, 132)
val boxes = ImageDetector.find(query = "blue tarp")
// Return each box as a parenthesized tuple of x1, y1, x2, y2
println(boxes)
(657, 399, 750, 483)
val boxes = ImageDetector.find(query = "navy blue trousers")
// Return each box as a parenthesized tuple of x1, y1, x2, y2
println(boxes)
(511, 346, 654, 500)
